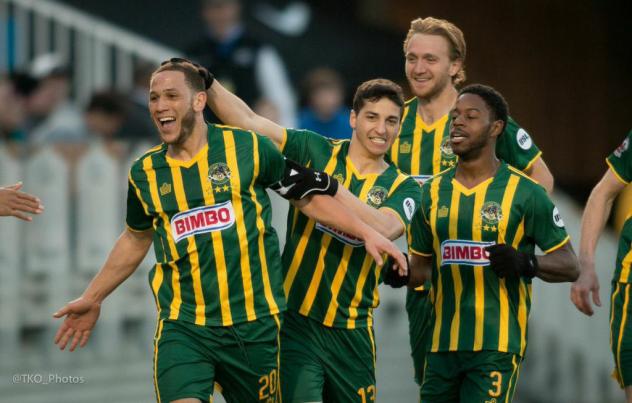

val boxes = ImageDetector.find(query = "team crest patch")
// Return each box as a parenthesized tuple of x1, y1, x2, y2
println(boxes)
(440, 137, 455, 158)
(480, 201, 503, 225)
(614, 138, 629, 158)
(366, 186, 388, 208)
(208, 163, 231, 185)
(399, 141, 412, 154)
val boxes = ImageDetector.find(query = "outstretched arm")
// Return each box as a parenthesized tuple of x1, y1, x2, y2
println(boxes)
(206, 79, 286, 147)
(525, 157, 554, 194)
(53, 228, 153, 351)
(571, 169, 624, 315)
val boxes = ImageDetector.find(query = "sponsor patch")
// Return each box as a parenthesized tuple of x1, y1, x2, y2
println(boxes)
(441, 240, 495, 266)
(367, 186, 388, 208)
(614, 138, 629, 158)
(552, 206, 565, 228)
(315, 222, 364, 247)
(171, 201, 235, 243)
(516, 128, 533, 150)
(403, 197, 416, 221)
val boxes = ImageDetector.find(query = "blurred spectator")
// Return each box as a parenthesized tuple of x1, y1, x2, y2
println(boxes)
(25, 53, 85, 145)
(117, 61, 158, 142)
(84, 91, 127, 140)
(187, 0, 296, 126)
(0, 72, 37, 142)
(298, 67, 351, 139)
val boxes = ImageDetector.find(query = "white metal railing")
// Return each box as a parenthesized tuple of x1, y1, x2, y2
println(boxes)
(0, 0, 182, 103)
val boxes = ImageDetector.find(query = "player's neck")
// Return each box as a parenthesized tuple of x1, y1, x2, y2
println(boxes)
(166, 119, 208, 161)
(454, 149, 501, 189)
(416, 85, 458, 125)
(347, 141, 388, 175)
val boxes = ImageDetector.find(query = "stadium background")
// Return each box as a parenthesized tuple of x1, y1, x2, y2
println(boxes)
(0, 0, 631, 402)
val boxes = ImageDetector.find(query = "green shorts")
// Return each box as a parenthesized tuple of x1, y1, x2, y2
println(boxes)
(610, 282, 632, 387)
(153, 315, 281, 403)
(405, 288, 432, 385)
(281, 311, 376, 403)
(420, 351, 521, 403)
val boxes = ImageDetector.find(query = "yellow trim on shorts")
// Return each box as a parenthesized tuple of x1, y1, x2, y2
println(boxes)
(153, 319, 165, 403)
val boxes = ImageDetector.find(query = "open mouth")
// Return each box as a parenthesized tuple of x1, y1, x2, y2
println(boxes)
(369, 137, 387, 145)
(450, 131, 467, 144)
(158, 117, 176, 130)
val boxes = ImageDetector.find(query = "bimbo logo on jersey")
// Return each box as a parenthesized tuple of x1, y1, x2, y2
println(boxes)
(441, 240, 495, 266)
(315, 222, 364, 247)
(170, 201, 236, 243)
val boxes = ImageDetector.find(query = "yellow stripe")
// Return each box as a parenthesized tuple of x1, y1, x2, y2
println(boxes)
(498, 175, 521, 351)
(142, 157, 182, 320)
(512, 219, 527, 354)
(542, 235, 570, 254)
(171, 165, 207, 325)
(448, 188, 462, 351)
(323, 247, 354, 326)
(283, 144, 343, 295)
(368, 326, 376, 368)
(248, 131, 280, 315)
(151, 264, 164, 313)
(273, 314, 282, 402)
(431, 115, 449, 175)
(346, 176, 380, 329)
(223, 131, 256, 321)
(152, 319, 165, 403)
(472, 181, 491, 351)
(391, 104, 410, 166)
(522, 150, 543, 172)
(299, 236, 334, 315)
(411, 114, 423, 176)
(505, 355, 520, 403)
(429, 177, 443, 351)
(610, 283, 621, 355)
(617, 284, 630, 378)
(607, 158, 630, 185)
(619, 249, 632, 283)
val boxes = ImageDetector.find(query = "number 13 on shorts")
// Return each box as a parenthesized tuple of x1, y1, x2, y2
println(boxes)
(357, 385, 376, 402)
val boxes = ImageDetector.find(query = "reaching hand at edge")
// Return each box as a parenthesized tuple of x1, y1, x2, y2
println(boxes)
(53, 297, 101, 352)
(0, 182, 44, 221)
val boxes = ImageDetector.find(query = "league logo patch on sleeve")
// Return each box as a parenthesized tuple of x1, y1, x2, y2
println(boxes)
(403, 197, 416, 221)
(516, 129, 533, 150)
(552, 206, 565, 228)
(614, 138, 629, 158)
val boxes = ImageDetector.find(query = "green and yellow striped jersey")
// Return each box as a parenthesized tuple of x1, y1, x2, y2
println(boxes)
(389, 97, 542, 183)
(280, 129, 422, 329)
(606, 130, 632, 283)
(126, 123, 287, 327)
(410, 163, 570, 356)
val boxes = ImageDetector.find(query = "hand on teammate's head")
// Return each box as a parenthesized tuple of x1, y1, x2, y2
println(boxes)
(161, 57, 214, 89)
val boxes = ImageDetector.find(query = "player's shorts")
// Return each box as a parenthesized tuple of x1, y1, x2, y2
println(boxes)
(406, 288, 432, 385)
(280, 310, 376, 403)
(153, 314, 281, 403)
(610, 282, 632, 387)
(420, 351, 521, 403)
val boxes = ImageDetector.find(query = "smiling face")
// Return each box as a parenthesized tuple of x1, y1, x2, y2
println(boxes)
(449, 93, 502, 161)
(350, 97, 401, 157)
(148, 70, 205, 146)
(405, 33, 461, 100)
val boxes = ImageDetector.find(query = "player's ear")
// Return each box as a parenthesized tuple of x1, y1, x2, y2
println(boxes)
(490, 120, 503, 138)
(349, 110, 357, 130)
(448, 58, 463, 80)
(193, 91, 207, 112)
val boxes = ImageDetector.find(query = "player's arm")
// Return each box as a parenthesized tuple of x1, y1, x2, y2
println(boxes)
(334, 186, 405, 240)
(293, 196, 407, 270)
(525, 157, 554, 194)
(53, 228, 153, 351)
(206, 78, 285, 147)
(0, 182, 44, 221)
(408, 252, 432, 289)
(534, 242, 579, 282)
(571, 169, 624, 315)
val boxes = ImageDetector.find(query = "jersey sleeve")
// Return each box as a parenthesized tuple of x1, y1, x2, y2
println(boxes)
(495, 116, 542, 171)
(126, 178, 153, 232)
(524, 185, 570, 254)
(281, 128, 336, 166)
(606, 130, 632, 184)
(379, 176, 422, 231)
(409, 182, 434, 256)
(256, 134, 287, 187)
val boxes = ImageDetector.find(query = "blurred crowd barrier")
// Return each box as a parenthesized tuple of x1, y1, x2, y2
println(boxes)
(0, 141, 625, 403)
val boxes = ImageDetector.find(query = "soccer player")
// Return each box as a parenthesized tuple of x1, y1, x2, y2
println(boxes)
(203, 68, 422, 401)
(570, 130, 632, 401)
(0, 182, 43, 221)
(406, 84, 578, 402)
(52, 60, 406, 403)
(392, 17, 556, 389)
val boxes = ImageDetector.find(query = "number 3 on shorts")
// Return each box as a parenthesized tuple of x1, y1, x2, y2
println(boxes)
(258, 369, 278, 401)
(488, 371, 502, 398)
(357, 385, 376, 402)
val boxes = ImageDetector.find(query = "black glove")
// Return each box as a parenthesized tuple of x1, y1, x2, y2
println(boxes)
(161, 57, 214, 89)
(382, 253, 410, 288)
(485, 244, 538, 279)
(269, 158, 338, 200)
